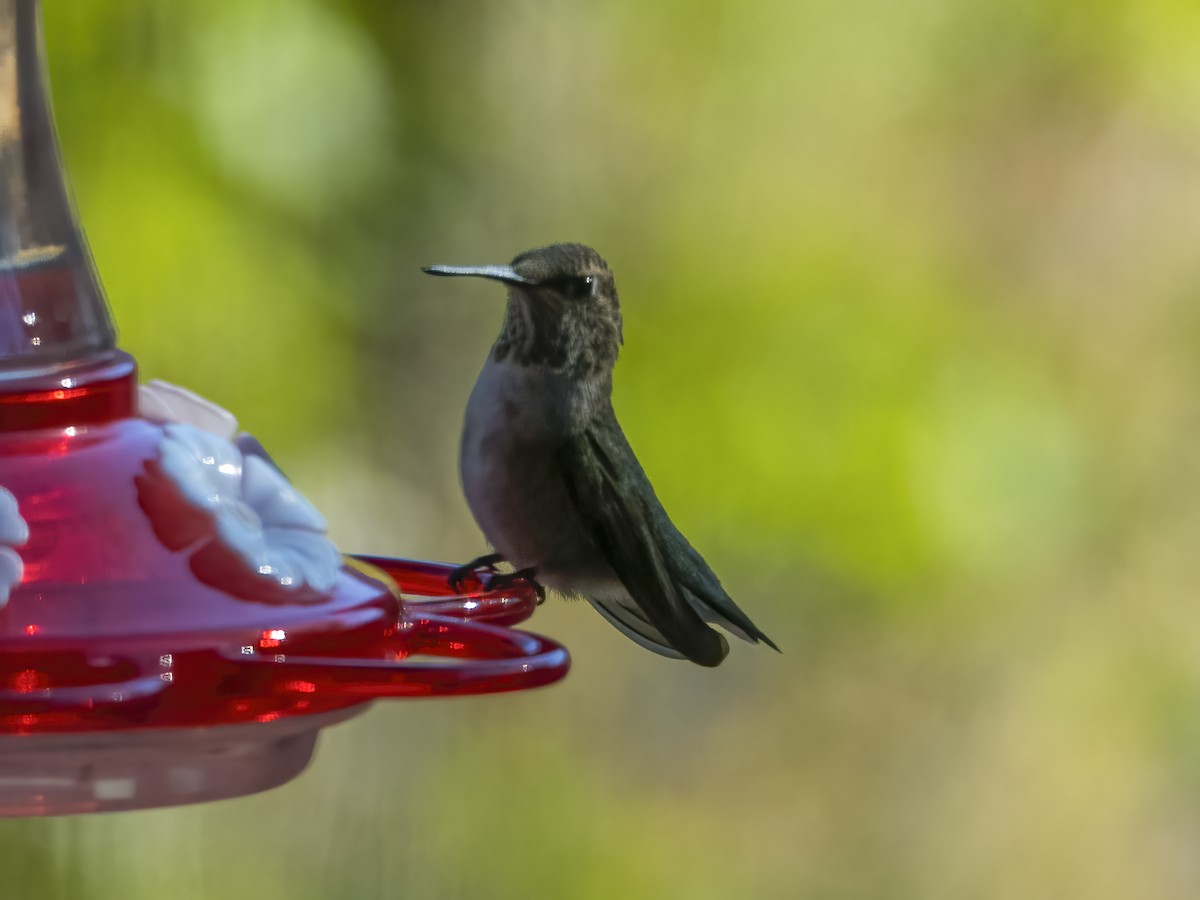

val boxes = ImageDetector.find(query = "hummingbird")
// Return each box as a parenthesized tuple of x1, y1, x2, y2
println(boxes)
(423, 243, 778, 666)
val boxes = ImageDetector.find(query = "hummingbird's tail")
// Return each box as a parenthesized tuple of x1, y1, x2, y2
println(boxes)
(685, 588, 780, 652)
(672, 544, 781, 655)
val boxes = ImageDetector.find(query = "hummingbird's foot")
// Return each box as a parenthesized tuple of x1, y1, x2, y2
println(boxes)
(485, 568, 546, 604)
(448, 552, 505, 593)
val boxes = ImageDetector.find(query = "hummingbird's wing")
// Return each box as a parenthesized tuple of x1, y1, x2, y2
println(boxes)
(557, 414, 732, 666)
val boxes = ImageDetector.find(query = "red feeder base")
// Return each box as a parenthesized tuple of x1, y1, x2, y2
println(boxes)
(0, 557, 567, 816)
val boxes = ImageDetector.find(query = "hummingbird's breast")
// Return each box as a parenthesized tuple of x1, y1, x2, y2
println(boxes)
(459, 357, 614, 587)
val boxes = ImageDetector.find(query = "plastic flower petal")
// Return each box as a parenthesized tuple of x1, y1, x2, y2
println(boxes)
(0, 548, 20, 608)
(241, 455, 327, 533)
(159, 423, 246, 512)
(0, 487, 29, 608)
(262, 528, 342, 593)
(139, 380, 238, 439)
(0, 488, 28, 547)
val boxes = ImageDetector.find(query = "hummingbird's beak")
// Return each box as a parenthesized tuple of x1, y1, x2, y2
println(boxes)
(421, 264, 535, 287)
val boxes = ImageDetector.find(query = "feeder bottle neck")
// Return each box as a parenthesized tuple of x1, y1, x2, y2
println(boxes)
(0, 0, 117, 381)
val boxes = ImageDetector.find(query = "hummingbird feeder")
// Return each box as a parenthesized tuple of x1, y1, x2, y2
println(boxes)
(0, 0, 568, 816)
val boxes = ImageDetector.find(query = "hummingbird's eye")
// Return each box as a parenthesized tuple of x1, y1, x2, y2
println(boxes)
(567, 276, 594, 300)
(545, 275, 595, 300)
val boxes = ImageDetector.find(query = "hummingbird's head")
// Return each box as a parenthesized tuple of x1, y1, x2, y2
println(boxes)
(424, 243, 623, 376)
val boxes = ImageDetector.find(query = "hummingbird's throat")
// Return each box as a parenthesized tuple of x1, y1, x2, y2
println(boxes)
(494, 295, 569, 370)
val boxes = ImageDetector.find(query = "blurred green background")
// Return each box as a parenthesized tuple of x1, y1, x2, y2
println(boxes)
(6, 0, 1200, 896)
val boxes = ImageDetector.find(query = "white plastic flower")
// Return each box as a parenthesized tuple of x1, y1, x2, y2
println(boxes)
(139, 379, 238, 440)
(139, 381, 341, 602)
(0, 487, 29, 608)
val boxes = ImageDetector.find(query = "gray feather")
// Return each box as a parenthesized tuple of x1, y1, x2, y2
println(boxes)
(587, 596, 691, 660)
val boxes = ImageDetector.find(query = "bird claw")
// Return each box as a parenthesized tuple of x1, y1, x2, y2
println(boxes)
(447, 553, 504, 593)
(484, 568, 546, 604)
(447, 555, 545, 604)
